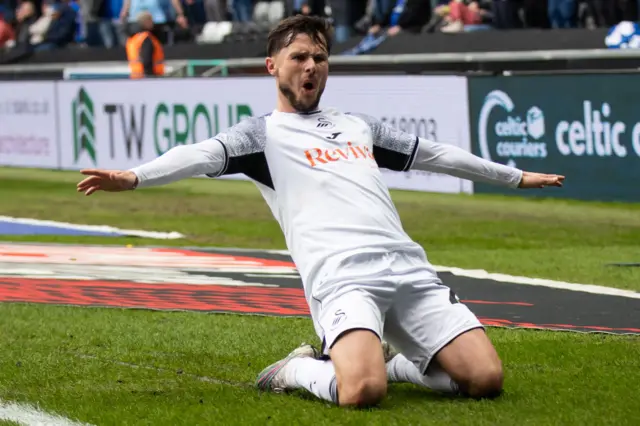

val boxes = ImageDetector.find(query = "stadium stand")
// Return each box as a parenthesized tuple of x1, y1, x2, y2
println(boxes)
(0, 0, 639, 72)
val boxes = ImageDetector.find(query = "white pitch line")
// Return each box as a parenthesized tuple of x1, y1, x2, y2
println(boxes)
(0, 398, 93, 426)
(244, 274, 300, 279)
(0, 216, 185, 240)
(433, 265, 640, 299)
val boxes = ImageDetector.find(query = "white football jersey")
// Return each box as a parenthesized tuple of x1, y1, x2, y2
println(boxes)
(131, 107, 522, 293)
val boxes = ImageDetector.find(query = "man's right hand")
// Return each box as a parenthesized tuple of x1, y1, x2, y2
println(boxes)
(77, 169, 138, 196)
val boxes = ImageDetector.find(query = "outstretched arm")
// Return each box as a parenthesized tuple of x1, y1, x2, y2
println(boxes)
(410, 137, 522, 188)
(77, 138, 226, 196)
(77, 116, 267, 196)
(348, 112, 564, 189)
(131, 138, 226, 188)
(410, 137, 564, 189)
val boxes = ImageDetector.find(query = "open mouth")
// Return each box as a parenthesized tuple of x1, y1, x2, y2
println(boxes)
(302, 82, 315, 91)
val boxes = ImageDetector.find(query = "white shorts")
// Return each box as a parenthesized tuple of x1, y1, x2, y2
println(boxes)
(308, 250, 483, 373)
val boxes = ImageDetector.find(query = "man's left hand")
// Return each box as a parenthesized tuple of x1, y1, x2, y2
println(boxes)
(518, 171, 565, 189)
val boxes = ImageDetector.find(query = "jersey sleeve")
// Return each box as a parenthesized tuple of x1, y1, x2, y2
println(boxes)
(350, 112, 522, 188)
(130, 116, 267, 188)
(411, 137, 523, 188)
(349, 112, 419, 172)
(206, 116, 271, 186)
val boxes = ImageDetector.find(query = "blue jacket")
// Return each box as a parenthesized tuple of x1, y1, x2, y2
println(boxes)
(44, 4, 78, 46)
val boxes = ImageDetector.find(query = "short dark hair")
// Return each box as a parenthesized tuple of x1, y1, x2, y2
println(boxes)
(267, 15, 333, 57)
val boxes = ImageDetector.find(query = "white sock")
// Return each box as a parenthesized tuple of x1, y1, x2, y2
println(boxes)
(285, 357, 339, 404)
(386, 354, 459, 394)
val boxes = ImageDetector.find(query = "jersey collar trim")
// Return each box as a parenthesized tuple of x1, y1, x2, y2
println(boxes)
(274, 109, 323, 116)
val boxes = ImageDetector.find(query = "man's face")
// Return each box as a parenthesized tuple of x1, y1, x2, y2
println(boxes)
(141, 15, 154, 30)
(267, 33, 329, 113)
(17, 1, 34, 20)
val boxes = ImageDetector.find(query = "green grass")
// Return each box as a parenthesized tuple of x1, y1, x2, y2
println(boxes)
(1, 304, 639, 426)
(0, 166, 639, 425)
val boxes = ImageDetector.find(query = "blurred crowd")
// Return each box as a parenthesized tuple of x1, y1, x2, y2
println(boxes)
(1, 0, 640, 53)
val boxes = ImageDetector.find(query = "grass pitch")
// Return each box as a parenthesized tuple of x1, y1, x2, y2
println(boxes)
(0, 166, 639, 425)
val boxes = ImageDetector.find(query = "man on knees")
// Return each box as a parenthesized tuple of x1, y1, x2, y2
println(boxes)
(257, 329, 504, 407)
(257, 252, 507, 406)
(76, 15, 564, 408)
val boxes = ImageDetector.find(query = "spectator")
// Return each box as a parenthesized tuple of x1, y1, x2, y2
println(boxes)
(119, 0, 188, 44)
(439, 1, 489, 33)
(82, 0, 123, 48)
(11, 0, 39, 47)
(366, 0, 398, 37)
(0, 6, 15, 48)
(424, 0, 493, 33)
(548, 0, 577, 28)
(4, 0, 639, 56)
(293, 0, 310, 15)
(232, 0, 253, 22)
(68, 0, 84, 43)
(204, 0, 227, 22)
(29, 1, 55, 46)
(125, 10, 164, 77)
(369, 0, 431, 36)
(374, 0, 393, 24)
(292, 0, 326, 17)
(353, 0, 376, 34)
(326, 0, 364, 43)
(421, 0, 449, 32)
(343, 0, 431, 55)
(492, 0, 521, 29)
(33, 0, 77, 51)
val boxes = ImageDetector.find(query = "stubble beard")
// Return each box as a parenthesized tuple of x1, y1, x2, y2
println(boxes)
(279, 83, 324, 113)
